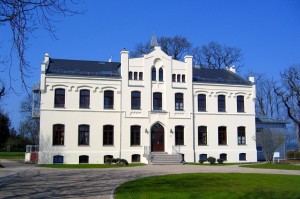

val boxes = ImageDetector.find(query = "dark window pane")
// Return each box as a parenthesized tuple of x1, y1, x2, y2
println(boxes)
(177, 74, 181, 82)
(153, 92, 162, 110)
(172, 74, 176, 82)
(79, 155, 89, 163)
(53, 124, 64, 145)
(104, 90, 114, 109)
(131, 125, 141, 145)
(238, 126, 246, 145)
(80, 89, 90, 108)
(239, 153, 246, 161)
(175, 93, 184, 110)
(198, 126, 207, 145)
(129, 72, 133, 80)
(132, 154, 141, 162)
(139, 72, 143, 80)
(159, 67, 163, 81)
(237, 95, 245, 112)
(104, 155, 113, 163)
(220, 153, 227, 161)
(175, 126, 184, 145)
(78, 125, 89, 145)
(218, 126, 227, 145)
(134, 72, 138, 80)
(131, 91, 141, 109)
(199, 154, 207, 161)
(198, 94, 206, 112)
(54, 89, 65, 108)
(103, 125, 114, 145)
(182, 75, 186, 82)
(152, 67, 156, 81)
(218, 95, 226, 112)
(53, 155, 64, 164)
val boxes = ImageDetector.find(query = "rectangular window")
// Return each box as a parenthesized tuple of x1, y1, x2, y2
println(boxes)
(131, 91, 141, 109)
(153, 92, 162, 110)
(237, 96, 245, 112)
(54, 89, 65, 108)
(103, 125, 114, 145)
(152, 67, 156, 81)
(198, 94, 206, 112)
(175, 93, 184, 111)
(130, 125, 141, 145)
(129, 72, 133, 80)
(80, 90, 90, 108)
(78, 125, 89, 145)
(172, 74, 176, 82)
(134, 72, 138, 80)
(218, 126, 227, 145)
(182, 75, 186, 82)
(218, 95, 226, 112)
(104, 90, 114, 109)
(238, 127, 246, 145)
(139, 72, 143, 80)
(53, 124, 64, 145)
(175, 126, 184, 145)
(198, 126, 207, 145)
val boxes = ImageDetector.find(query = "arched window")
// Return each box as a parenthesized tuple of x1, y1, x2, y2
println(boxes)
(151, 67, 156, 81)
(237, 95, 245, 112)
(153, 92, 162, 110)
(239, 153, 246, 161)
(53, 155, 64, 164)
(159, 67, 163, 81)
(172, 74, 176, 82)
(134, 72, 138, 80)
(53, 124, 64, 145)
(103, 125, 114, 145)
(78, 125, 89, 145)
(182, 75, 186, 82)
(175, 125, 184, 145)
(177, 74, 181, 82)
(131, 91, 141, 110)
(139, 72, 143, 80)
(104, 90, 114, 109)
(79, 155, 89, 163)
(131, 125, 141, 146)
(238, 126, 246, 145)
(54, 88, 65, 108)
(198, 94, 206, 112)
(218, 95, 226, 112)
(129, 71, 133, 80)
(198, 126, 207, 145)
(175, 93, 184, 111)
(218, 126, 227, 145)
(132, 154, 141, 162)
(104, 155, 113, 163)
(80, 89, 90, 108)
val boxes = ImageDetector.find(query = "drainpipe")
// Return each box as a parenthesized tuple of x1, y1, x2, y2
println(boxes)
(119, 81, 123, 159)
(192, 86, 196, 163)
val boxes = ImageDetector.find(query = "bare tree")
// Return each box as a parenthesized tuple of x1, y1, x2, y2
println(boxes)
(19, 93, 39, 144)
(256, 128, 285, 163)
(131, 35, 192, 60)
(0, 0, 82, 90)
(274, 64, 300, 144)
(193, 41, 243, 70)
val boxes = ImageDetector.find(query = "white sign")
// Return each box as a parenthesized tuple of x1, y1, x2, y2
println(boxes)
(273, 152, 280, 158)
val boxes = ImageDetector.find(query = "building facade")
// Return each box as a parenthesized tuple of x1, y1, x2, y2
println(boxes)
(38, 45, 257, 164)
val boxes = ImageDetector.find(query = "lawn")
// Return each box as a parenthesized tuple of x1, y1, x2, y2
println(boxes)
(0, 152, 25, 160)
(115, 173, 300, 199)
(240, 163, 300, 170)
(39, 163, 145, 168)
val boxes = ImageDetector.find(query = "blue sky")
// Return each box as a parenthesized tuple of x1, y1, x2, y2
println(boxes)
(1, 0, 300, 128)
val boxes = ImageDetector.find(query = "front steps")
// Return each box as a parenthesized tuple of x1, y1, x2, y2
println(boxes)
(150, 152, 184, 165)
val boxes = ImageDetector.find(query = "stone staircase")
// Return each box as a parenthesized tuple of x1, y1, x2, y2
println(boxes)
(150, 152, 184, 165)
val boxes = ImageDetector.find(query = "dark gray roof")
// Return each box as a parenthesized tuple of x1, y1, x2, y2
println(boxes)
(46, 58, 121, 78)
(193, 67, 252, 85)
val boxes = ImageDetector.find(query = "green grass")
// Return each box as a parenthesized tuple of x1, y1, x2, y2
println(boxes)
(0, 152, 25, 159)
(240, 163, 300, 170)
(39, 163, 145, 169)
(186, 162, 238, 166)
(115, 173, 300, 199)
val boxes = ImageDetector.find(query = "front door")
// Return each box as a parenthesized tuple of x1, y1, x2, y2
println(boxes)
(151, 123, 164, 152)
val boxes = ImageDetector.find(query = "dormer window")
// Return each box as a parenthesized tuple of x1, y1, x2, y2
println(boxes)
(152, 67, 156, 81)
(159, 67, 163, 81)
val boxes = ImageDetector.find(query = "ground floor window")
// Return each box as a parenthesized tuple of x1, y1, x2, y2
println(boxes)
(132, 154, 141, 162)
(53, 155, 63, 164)
(239, 153, 246, 161)
(79, 155, 89, 163)
(175, 126, 184, 145)
(104, 155, 113, 163)
(220, 153, 227, 161)
(199, 154, 207, 161)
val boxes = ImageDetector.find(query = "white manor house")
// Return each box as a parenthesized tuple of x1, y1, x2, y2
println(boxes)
(38, 41, 257, 164)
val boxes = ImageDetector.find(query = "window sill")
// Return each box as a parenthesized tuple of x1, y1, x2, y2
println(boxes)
(53, 145, 65, 146)
(175, 144, 185, 146)
(103, 145, 114, 147)
(198, 144, 208, 146)
(130, 145, 142, 147)
(78, 145, 90, 146)
(104, 108, 114, 110)
(198, 110, 207, 112)
(238, 144, 247, 146)
(79, 107, 90, 109)
(131, 108, 141, 110)
(218, 144, 228, 146)
(175, 109, 184, 111)
(54, 106, 65, 109)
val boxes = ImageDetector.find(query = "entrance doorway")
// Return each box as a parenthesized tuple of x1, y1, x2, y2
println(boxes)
(151, 123, 164, 152)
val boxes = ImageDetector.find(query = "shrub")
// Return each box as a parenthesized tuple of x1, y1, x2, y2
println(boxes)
(199, 159, 207, 164)
(217, 159, 224, 164)
(286, 151, 300, 160)
(207, 156, 216, 164)
(105, 158, 113, 165)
